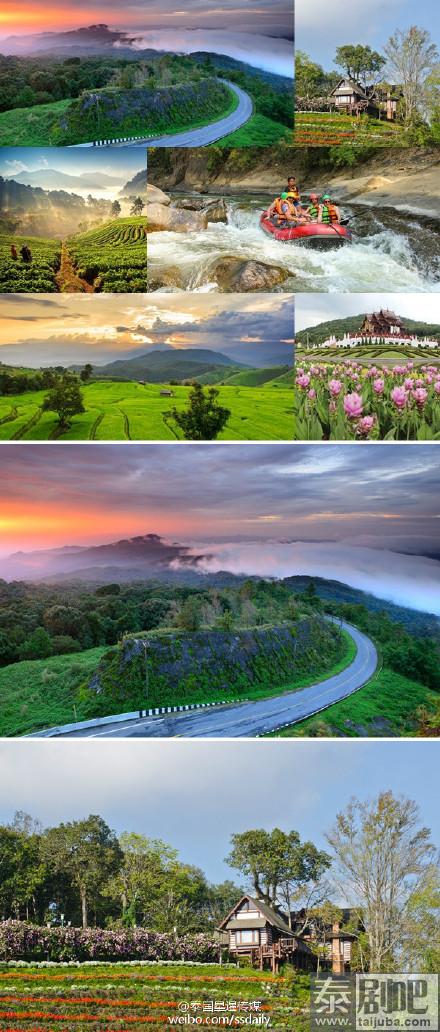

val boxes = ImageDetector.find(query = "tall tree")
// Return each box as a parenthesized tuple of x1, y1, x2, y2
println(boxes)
(43, 374, 84, 430)
(295, 51, 325, 99)
(384, 27, 439, 123)
(43, 816, 122, 928)
(227, 828, 331, 926)
(171, 384, 230, 440)
(326, 791, 437, 971)
(130, 197, 145, 216)
(335, 44, 386, 88)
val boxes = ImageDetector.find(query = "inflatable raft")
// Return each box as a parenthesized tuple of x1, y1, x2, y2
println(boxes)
(260, 212, 352, 246)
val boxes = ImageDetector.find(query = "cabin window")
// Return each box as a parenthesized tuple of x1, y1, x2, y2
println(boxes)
(236, 930, 260, 945)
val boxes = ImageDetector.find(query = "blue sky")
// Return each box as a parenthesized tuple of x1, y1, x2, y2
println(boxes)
(0, 741, 438, 884)
(296, 0, 439, 68)
(0, 147, 145, 182)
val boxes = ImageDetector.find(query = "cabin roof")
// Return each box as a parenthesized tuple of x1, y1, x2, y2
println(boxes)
(218, 894, 294, 937)
(329, 78, 370, 100)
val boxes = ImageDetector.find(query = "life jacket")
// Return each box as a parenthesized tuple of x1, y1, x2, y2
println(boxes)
(308, 203, 319, 219)
(327, 203, 339, 223)
(286, 187, 300, 201)
(274, 197, 295, 218)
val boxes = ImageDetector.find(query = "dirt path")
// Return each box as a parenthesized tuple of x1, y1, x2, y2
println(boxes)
(55, 243, 95, 293)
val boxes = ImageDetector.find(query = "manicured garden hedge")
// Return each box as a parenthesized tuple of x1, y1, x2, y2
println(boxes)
(0, 922, 223, 963)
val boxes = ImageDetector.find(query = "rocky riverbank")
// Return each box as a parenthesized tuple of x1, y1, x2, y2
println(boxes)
(147, 146, 440, 216)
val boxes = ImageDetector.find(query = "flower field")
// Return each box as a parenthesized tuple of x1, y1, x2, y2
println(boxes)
(67, 218, 147, 293)
(294, 360, 440, 440)
(0, 236, 61, 293)
(0, 963, 303, 1030)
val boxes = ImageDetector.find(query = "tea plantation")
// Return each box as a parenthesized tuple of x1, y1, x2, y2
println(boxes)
(0, 235, 61, 292)
(67, 217, 147, 292)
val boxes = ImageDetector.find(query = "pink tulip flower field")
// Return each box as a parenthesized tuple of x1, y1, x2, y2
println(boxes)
(294, 360, 440, 440)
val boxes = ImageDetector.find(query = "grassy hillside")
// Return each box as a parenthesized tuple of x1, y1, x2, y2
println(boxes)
(218, 113, 291, 147)
(0, 647, 108, 737)
(0, 619, 350, 736)
(0, 379, 294, 441)
(217, 365, 291, 386)
(0, 234, 61, 292)
(95, 348, 241, 382)
(0, 82, 238, 147)
(0, 99, 72, 147)
(272, 668, 438, 738)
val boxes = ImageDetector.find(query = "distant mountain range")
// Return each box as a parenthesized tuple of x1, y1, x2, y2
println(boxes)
(296, 314, 440, 346)
(120, 170, 147, 197)
(4, 534, 206, 582)
(12, 169, 124, 191)
(0, 24, 144, 57)
(80, 347, 246, 383)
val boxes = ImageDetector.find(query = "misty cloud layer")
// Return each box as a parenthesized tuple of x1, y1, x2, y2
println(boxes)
(182, 540, 440, 616)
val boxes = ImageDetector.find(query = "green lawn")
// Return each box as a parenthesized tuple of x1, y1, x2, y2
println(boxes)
(0, 962, 309, 1030)
(0, 379, 294, 441)
(270, 667, 437, 738)
(218, 113, 291, 146)
(298, 346, 439, 364)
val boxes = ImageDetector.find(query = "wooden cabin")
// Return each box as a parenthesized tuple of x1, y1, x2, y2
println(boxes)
(361, 310, 406, 335)
(329, 79, 401, 120)
(159, 389, 174, 396)
(217, 894, 316, 973)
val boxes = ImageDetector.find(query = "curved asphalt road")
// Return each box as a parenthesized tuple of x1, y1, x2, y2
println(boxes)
(58, 620, 378, 739)
(74, 81, 253, 149)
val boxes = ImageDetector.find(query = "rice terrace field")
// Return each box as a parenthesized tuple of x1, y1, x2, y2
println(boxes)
(0, 961, 306, 1030)
(0, 218, 147, 294)
(0, 378, 293, 441)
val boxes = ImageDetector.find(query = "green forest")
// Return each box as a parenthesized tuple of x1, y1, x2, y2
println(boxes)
(0, 575, 438, 736)
(0, 53, 292, 146)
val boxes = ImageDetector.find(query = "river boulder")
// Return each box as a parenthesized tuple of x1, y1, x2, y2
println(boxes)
(147, 203, 210, 233)
(208, 257, 291, 291)
(146, 184, 171, 206)
(173, 197, 228, 223)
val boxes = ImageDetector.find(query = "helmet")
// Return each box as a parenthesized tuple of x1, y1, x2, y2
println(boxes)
(309, 193, 319, 201)
(321, 194, 331, 201)
(281, 192, 289, 199)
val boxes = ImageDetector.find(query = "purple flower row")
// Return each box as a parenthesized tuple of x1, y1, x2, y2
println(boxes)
(0, 921, 223, 963)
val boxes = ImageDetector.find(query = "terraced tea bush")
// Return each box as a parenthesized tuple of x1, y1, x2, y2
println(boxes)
(0, 235, 61, 292)
(67, 217, 147, 292)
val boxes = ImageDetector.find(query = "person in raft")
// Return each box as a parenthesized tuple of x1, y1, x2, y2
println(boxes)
(305, 193, 322, 220)
(267, 193, 310, 226)
(318, 194, 341, 224)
